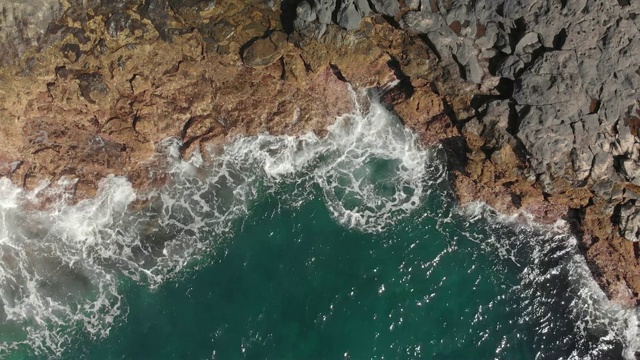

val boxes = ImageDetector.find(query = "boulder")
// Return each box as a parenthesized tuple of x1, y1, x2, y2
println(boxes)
(620, 201, 640, 241)
(400, 11, 444, 34)
(337, 1, 362, 30)
(296, 1, 316, 22)
(355, 0, 373, 16)
(369, 0, 400, 16)
(314, 0, 336, 24)
(0, 0, 63, 65)
(242, 32, 288, 67)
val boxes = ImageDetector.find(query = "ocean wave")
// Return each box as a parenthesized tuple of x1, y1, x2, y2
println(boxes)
(0, 90, 440, 355)
(452, 202, 640, 360)
(0, 90, 636, 358)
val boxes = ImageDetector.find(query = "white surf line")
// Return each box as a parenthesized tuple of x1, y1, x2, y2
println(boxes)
(0, 90, 439, 355)
(456, 201, 640, 359)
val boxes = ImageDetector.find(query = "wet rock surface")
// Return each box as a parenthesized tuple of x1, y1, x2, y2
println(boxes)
(2, 0, 640, 306)
(378, 0, 640, 305)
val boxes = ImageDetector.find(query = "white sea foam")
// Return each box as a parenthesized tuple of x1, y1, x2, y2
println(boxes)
(454, 202, 640, 360)
(0, 90, 441, 355)
(0, 88, 637, 358)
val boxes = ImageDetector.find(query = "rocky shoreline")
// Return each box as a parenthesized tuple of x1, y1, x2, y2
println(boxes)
(1, 0, 639, 306)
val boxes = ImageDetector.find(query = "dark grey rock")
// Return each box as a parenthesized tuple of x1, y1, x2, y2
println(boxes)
(513, 51, 583, 106)
(337, 1, 362, 30)
(514, 32, 540, 64)
(497, 55, 524, 80)
(472, 100, 514, 148)
(591, 179, 616, 199)
(296, 1, 316, 22)
(424, 31, 455, 59)
(453, 38, 475, 65)
(419, 0, 432, 11)
(519, 117, 575, 189)
(622, 158, 640, 186)
(620, 201, 640, 241)
(314, 0, 336, 25)
(612, 120, 637, 157)
(466, 55, 483, 84)
(355, 0, 373, 16)
(370, 0, 400, 16)
(590, 151, 618, 183)
(294, 1, 326, 36)
(405, 0, 421, 11)
(474, 22, 500, 50)
(570, 118, 597, 181)
(0, 0, 63, 65)
(400, 11, 444, 34)
(484, 100, 511, 129)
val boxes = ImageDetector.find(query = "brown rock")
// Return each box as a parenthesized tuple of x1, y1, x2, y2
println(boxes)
(242, 31, 288, 67)
(1, 0, 638, 310)
(0, 2, 355, 199)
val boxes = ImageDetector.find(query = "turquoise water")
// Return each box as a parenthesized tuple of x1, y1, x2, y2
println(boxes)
(71, 191, 608, 359)
(0, 97, 637, 359)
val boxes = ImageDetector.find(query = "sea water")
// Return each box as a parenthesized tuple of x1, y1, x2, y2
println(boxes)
(0, 92, 638, 359)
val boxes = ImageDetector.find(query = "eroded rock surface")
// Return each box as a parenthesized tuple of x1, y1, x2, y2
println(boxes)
(2, 0, 640, 306)
(366, 0, 640, 305)
(0, 0, 63, 66)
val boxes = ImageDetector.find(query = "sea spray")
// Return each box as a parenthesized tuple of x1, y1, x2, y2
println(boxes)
(453, 202, 640, 359)
(0, 91, 439, 355)
(0, 91, 636, 358)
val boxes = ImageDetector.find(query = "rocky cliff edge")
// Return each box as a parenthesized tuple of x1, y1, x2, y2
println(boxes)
(1, 0, 640, 306)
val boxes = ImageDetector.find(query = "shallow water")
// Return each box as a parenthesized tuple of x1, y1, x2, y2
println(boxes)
(0, 94, 637, 359)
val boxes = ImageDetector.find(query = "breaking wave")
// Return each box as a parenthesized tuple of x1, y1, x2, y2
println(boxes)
(451, 203, 640, 359)
(0, 90, 636, 358)
(0, 91, 438, 356)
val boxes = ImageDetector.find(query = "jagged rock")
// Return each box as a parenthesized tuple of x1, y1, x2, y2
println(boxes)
(314, 0, 336, 24)
(475, 21, 500, 49)
(242, 32, 288, 67)
(355, 0, 373, 16)
(513, 51, 583, 106)
(590, 152, 618, 183)
(481, 100, 511, 130)
(369, 0, 400, 16)
(514, 32, 540, 64)
(622, 159, 640, 186)
(466, 55, 483, 84)
(293, 1, 317, 34)
(405, 0, 421, 11)
(3, 0, 640, 307)
(337, 0, 362, 30)
(612, 119, 638, 157)
(569, 114, 598, 181)
(296, 1, 316, 22)
(497, 55, 524, 80)
(520, 123, 573, 188)
(620, 201, 640, 241)
(424, 31, 455, 59)
(0, 0, 63, 66)
(400, 11, 444, 34)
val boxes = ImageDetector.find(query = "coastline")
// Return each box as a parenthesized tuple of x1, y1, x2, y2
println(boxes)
(1, 0, 639, 308)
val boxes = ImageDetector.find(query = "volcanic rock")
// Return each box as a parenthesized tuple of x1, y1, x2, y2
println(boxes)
(2, 0, 640, 307)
